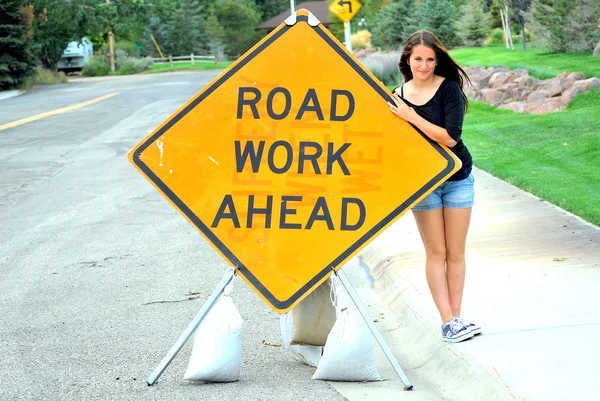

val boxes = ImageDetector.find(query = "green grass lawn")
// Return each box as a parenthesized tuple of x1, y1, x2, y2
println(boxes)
(464, 90, 600, 226)
(450, 45, 600, 80)
(147, 60, 233, 73)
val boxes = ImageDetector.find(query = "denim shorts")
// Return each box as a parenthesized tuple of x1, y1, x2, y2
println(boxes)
(412, 173, 475, 211)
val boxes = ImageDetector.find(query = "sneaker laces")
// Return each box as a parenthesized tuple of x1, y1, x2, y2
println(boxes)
(449, 318, 465, 332)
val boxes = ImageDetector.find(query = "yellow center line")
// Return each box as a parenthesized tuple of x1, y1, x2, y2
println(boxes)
(0, 92, 118, 132)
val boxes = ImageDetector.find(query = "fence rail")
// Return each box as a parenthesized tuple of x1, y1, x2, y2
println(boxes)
(152, 54, 216, 66)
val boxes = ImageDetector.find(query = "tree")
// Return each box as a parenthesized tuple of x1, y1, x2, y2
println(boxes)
(206, 13, 225, 61)
(163, 0, 209, 55)
(254, 0, 290, 21)
(458, 0, 491, 47)
(0, 0, 36, 89)
(142, 17, 167, 57)
(370, 0, 414, 50)
(212, 0, 261, 58)
(408, 0, 462, 48)
(532, 0, 600, 52)
(511, 0, 531, 50)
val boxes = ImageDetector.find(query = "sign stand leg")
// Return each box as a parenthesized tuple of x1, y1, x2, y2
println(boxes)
(146, 267, 236, 386)
(334, 268, 413, 390)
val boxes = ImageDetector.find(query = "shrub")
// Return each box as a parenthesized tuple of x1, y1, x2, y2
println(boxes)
(352, 30, 372, 50)
(486, 28, 505, 45)
(20, 67, 67, 89)
(358, 51, 401, 86)
(82, 56, 110, 77)
(116, 57, 136, 75)
(133, 57, 154, 73)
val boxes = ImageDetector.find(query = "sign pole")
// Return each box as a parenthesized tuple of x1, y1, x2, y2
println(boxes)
(334, 268, 413, 390)
(344, 22, 353, 52)
(146, 267, 236, 386)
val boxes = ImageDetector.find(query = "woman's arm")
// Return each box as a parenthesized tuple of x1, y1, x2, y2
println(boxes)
(388, 92, 457, 147)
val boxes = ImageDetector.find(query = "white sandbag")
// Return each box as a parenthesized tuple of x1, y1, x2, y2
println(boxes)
(183, 286, 243, 382)
(280, 311, 323, 367)
(312, 276, 381, 382)
(289, 280, 336, 346)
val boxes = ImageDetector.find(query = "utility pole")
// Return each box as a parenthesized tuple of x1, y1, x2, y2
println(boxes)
(108, 29, 115, 72)
(105, 0, 115, 72)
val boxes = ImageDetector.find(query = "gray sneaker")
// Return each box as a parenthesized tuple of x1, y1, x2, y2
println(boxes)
(454, 316, 482, 335)
(441, 318, 474, 343)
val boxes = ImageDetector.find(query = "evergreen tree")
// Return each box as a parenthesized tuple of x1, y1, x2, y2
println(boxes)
(164, 0, 209, 56)
(142, 17, 167, 57)
(407, 0, 462, 48)
(532, 0, 600, 52)
(212, 0, 261, 58)
(458, 0, 491, 47)
(371, 0, 414, 50)
(254, 0, 290, 21)
(206, 12, 225, 61)
(0, 0, 36, 89)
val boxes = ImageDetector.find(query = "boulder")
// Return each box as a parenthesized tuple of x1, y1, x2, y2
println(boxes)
(489, 72, 509, 88)
(526, 90, 550, 104)
(480, 88, 504, 105)
(499, 101, 527, 113)
(525, 97, 564, 115)
(572, 77, 600, 92)
(594, 41, 600, 56)
(561, 86, 586, 103)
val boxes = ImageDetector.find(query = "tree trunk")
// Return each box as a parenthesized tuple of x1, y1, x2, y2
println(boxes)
(521, 22, 527, 51)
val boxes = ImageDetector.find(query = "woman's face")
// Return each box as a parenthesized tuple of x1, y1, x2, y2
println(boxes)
(408, 44, 437, 81)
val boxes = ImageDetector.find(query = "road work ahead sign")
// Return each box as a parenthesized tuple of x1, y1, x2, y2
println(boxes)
(128, 9, 460, 312)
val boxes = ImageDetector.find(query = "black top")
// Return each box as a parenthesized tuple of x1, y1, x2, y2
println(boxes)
(395, 79, 472, 181)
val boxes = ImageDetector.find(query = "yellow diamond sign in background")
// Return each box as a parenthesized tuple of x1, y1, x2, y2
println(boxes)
(128, 9, 460, 313)
(329, 0, 362, 22)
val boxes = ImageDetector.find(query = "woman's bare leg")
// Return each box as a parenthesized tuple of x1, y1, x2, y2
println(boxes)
(413, 209, 454, 323)
(443, 207, 472, 317)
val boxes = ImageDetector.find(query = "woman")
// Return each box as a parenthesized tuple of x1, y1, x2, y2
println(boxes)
(388, 30, 481, 343)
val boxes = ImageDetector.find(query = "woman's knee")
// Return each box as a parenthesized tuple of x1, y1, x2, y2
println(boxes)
(446, 249, 465, 264)
(425, 247, 447, 262)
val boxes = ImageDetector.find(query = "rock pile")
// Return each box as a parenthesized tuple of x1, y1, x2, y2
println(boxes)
(463, 66, 600, 114)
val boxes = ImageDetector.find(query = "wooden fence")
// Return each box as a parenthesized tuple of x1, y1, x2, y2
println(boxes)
(151, 54, 216, 66)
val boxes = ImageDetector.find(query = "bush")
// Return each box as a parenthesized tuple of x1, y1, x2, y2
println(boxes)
(486, 28, 504, 45)
(134, 57, 154, 73)
(352, 30, 372, 50)
(82, 56, 111, 77)
(358, 51, 401, 86)
(116, 57, 136, 75)
(20, 67, 68, 89)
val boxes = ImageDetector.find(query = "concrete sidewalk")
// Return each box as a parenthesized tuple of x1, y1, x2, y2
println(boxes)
(358, 168, 600, 401)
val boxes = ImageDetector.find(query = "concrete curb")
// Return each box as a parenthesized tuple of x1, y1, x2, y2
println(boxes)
(0, 90, 25, 101)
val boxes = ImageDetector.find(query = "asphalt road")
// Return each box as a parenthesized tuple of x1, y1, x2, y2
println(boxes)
(0, 71, 358, 401)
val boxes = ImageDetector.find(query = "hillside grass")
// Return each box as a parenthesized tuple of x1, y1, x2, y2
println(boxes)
(450, 45, 600, 80)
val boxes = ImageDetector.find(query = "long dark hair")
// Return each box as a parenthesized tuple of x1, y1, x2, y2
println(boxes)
(399, 30, 471, 111)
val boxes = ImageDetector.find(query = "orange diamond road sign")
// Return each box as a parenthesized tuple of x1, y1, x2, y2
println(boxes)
(128, 9, 460, 313)
(329, 0, 362, 22)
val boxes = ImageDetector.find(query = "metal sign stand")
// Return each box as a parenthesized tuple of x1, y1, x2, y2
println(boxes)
(146, 267, 236, 386)
(146, 266, 413, 390)
(334, 268, 414, 390)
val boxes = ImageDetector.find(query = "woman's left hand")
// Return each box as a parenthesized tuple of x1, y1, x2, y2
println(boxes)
(388, 92, 415, 122)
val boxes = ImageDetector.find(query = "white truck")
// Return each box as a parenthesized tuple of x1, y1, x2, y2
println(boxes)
(57, 37, 93, 74)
